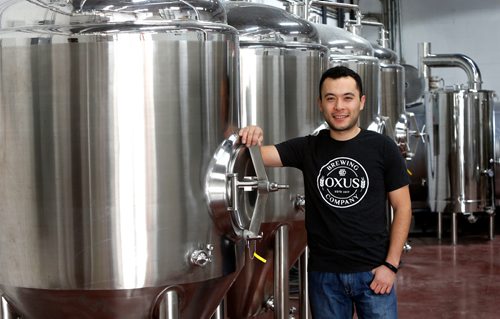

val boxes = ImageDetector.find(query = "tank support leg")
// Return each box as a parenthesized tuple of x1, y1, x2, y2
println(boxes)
(1, 296, 18, 319)
(299, 247, 311, 319)
(451, 212, 458, 245)
(274, 225, 289, 319)
(489, 213, 495, 240)
(211, 299, 225, 319)
(437, 211, 443, 240)
(158, 290, 179, 319)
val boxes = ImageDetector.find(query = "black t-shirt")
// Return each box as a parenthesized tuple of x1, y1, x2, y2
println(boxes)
(275, 129, 410, 273)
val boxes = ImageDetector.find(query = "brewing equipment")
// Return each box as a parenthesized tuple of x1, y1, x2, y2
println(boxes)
(224, 2, 327, 318)
(494, 102, 500, 206)
(419, 42, 496, 244)
(0, 0, 287, 318)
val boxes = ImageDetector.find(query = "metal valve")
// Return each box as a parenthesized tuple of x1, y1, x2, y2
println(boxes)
(268, 182, 289, 192)
(294, 194, 305, 212)
(481, 168, 494, 178)
(190, 244, 214, 267)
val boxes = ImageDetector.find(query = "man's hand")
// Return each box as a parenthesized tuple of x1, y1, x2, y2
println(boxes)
(370, 265, 396, 294)
(239, 125, 264, 147)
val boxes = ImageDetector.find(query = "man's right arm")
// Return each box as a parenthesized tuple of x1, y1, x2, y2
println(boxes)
(239, 126, 283, 167)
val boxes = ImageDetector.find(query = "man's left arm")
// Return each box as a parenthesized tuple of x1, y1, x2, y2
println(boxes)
(370, 185, 412, 294)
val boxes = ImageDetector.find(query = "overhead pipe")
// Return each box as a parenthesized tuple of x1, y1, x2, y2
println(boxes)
(307, 1, 362, 34)
(418, 42, 483, 91)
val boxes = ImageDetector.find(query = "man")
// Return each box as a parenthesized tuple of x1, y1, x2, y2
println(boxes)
(239, 66, 411, 318)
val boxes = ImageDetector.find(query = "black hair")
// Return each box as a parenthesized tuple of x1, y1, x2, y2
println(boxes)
(318, 66, 364, 98)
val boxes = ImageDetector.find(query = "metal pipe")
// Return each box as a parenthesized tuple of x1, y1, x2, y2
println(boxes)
(308, 0, 361, 30)
(299, 247, 311, 319)
(345, 19, 392, 50)
(309, 0, 360, 11)
(1, 296, 17, 319)
(418, 42, 431, 91)
(274, 225, 289, 319)
(419, 42, 483, 91)
(158, 290, 180, 319)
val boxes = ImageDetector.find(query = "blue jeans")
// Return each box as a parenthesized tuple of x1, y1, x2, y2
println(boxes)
(308, 271, 398, 319)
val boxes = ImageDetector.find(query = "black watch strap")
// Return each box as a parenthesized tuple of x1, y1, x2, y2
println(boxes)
(382, 261, 398, 274)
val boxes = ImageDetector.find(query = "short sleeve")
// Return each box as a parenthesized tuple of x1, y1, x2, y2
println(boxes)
(275, 136, 308, 170)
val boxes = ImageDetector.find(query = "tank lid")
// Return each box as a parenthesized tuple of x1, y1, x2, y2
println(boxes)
(1, 0, 227, 25)
(372, 43, 399, 63)
(314, 23, 374, 56)
(77, 0, 227, 23)
(224, 1, 319, 44)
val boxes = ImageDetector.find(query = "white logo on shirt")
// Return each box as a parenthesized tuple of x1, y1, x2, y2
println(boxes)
(317, 157, 369, 208)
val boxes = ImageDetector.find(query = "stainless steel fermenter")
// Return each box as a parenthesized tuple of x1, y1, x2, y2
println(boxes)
(425, 89, 495, 215)
(0, 0, 265, 318)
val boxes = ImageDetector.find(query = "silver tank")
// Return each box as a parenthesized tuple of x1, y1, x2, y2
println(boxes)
(314, 23, 380, 131)
(0, 0, 250, 318)
(224, 2, 327, 317)
(425, 88, 495, 214)
(372, 43, 414, 160)
(494, 102, 500, 205)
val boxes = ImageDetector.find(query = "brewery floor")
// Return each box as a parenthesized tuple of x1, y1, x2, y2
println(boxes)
(255, 212, 500, 319)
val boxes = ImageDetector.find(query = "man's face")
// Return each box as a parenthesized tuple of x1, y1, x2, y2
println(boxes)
(318, 76, 365, 133)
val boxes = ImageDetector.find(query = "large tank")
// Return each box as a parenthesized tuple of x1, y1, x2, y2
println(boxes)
(425, 88, 495, 215)
(314, 23, 380, 131)
(223, 2, 327, 317)
(0, 0, 266, 318)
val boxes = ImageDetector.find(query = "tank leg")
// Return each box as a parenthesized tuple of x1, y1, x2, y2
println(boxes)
(437, 211, 443, 240)
(211, 299, 225, 319)
(451, 212, 458, 245)
(489, 213, 495, 240)
(299, 247, 311, 319)
(1, 296, 18, 319)
(158, 290, 179, 319)
(274, 225, 289, 319)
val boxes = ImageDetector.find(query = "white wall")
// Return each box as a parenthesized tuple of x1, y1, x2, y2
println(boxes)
(399, 0, 500, 93)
